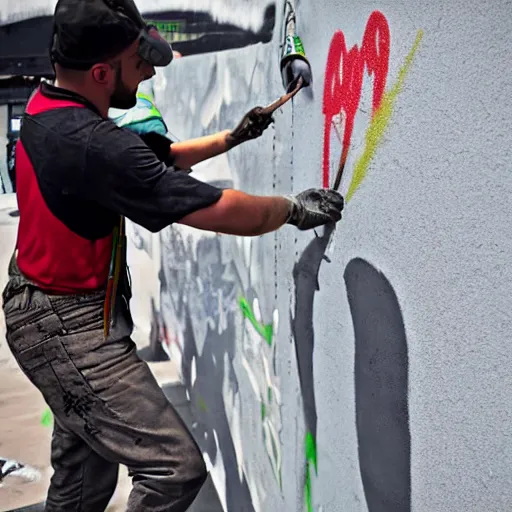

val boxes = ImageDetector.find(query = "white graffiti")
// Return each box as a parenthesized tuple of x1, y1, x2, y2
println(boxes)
(0, 457, 41, 486)
(241, 298, 282, 487)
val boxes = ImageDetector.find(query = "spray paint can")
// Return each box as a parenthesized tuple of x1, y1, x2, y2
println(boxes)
(280, 34, 312, 92)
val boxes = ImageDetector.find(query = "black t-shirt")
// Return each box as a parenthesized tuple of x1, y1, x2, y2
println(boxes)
(23, 82, 223, 240)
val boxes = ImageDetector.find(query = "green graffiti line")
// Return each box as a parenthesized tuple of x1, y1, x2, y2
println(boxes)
(146, 20, 185, 34)
(346, 29, 424, 203)
(304, 432, 318, 512)
(41, 407, 53, 427)
(197, 394, 208, 413)
(305, 462, 313, 512)
(238, 297, 273, 346)
(305, 432, 318, 474)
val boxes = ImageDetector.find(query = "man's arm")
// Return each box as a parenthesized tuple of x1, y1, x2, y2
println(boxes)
(86, 121, 343, 235)
(179, 189, 292, 236)
(180, 188, 344, 236)
(169, 104, 274, 168)
(121, 99, 273, 169)
(170, 130, 232, 169)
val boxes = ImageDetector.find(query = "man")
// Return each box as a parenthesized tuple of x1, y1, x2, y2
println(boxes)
(1, 1, 344, 511)
(109, 80, 169, 137)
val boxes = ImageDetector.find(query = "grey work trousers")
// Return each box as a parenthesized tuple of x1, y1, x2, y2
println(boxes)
(2, 259, 207, 511)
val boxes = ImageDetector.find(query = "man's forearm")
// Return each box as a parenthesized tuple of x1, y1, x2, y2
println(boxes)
(245, 194, 292, 235)
(180, 190, 292, 236)
(170, 130, 231, 169)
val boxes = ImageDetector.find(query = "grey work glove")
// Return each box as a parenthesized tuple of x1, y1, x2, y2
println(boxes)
(286, 188, 344, 230)
(225, 107, 274, 149)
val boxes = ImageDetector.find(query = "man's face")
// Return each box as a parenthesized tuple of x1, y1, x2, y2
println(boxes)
(110, 62, 138, 109)
(109, 40, 155, 109)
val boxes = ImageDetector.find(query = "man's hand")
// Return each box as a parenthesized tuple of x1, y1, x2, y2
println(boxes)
(285, 188, 344, 230)
(225, 107, 274, 149)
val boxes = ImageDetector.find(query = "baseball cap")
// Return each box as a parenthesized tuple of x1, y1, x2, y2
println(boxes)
(50, 0, 173, 70)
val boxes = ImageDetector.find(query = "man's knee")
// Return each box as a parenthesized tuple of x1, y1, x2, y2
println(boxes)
(128, 454, 208, 511)
(171, 442, 208, 487)
(132, 441, 207, 491)
(170, 431, 208, 483)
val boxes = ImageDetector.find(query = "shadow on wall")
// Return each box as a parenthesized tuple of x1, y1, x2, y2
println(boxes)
(292, 225, 336, 445)
(182, 314, 255, 512)
(291, 223, 336, 508)
(344, 258, 411, 512)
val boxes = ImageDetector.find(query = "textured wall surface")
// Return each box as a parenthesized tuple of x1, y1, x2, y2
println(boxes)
(0, 105, 10, 193)
(133, 1, 512, 511)
(0, 0, 273, 30)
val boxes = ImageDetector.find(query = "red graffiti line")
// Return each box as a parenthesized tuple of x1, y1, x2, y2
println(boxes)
(322, 11, 390, 188)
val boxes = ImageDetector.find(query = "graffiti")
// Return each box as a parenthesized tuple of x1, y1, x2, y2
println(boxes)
(322, 12, 423, 197)
(178, 286, 256, 512)
(0, 1, 439, 510)
(239, 297, 273, 346)
(322, 11, 390, 188)
(291, 224, 334, 512)
(240, 297, 282, 487)
(41, 406, 52, 427)
(156, 221, 284, 509)
(344, 258, 411, 512)
(303, 431, 317, 512)
(347, 30, 423, 202)
(158, 227, 239, 358)
(127, 223, 153, 257)
(292, 247, 412, 512)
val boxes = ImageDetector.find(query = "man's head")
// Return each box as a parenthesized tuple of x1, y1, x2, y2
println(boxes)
(51, 0, 173, 110)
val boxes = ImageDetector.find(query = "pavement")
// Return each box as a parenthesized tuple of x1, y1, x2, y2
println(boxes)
(0, 197, 223, 512)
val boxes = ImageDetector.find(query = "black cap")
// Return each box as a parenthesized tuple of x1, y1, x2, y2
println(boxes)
(51, 0, 173, 70)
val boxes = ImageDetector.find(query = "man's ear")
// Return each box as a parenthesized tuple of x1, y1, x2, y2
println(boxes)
(91, 64, 110, 84)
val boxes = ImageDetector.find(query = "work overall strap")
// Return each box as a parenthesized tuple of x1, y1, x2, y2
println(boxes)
(103, 215, 126, 338)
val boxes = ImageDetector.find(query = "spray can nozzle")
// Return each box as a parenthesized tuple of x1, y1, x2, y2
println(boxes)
(280, 35, 312, 92)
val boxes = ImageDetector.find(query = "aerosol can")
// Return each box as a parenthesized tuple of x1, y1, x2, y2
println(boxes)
(280, 28, 312, 92)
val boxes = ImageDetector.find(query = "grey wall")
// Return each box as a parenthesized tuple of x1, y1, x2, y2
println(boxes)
(0, 0, 273, 30)
(0, 105, 11, 194)
(127, 1, 512, 511)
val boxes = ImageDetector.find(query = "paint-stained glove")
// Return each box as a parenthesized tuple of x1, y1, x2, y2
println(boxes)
(225, 107, 274, 148)
(285, 188, 344, 230)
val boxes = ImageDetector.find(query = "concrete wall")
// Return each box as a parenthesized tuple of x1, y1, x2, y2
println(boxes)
(0, 0, 273, 30)
(128, 1, 512, 511)
(0, 104, 11, 194)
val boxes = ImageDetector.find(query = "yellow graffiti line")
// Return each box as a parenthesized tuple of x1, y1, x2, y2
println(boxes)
(346, 29, 424, 203)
